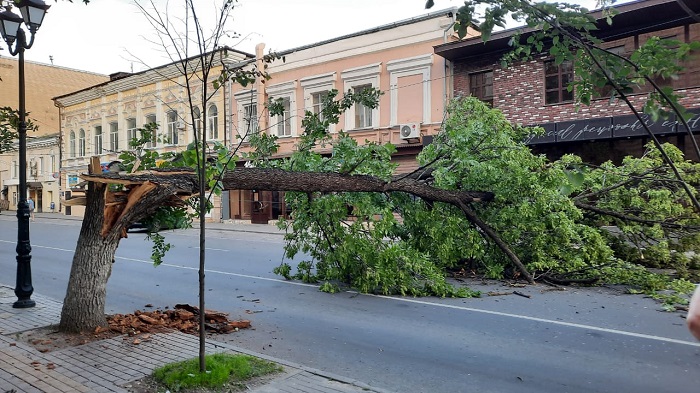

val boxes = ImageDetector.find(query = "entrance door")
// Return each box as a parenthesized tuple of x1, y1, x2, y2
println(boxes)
(250, 190, 269, 224)
(35, 190, 43, 213)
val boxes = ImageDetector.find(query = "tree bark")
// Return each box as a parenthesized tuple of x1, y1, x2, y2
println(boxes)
(59, 182, 120, 333)
(59, 177, 189, 333)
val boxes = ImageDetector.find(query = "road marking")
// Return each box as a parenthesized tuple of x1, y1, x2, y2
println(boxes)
(367, 294, 700, 348)
(115, 256, 318, 288)
(0, 240, 74, 252)
(117, 254, 700, 347)
(3, 239, 698, 347)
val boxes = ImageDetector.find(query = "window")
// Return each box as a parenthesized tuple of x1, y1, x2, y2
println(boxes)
(387, 55, 432, 126)
(342, 63, 380, 130)
(544, 60, 574, 104)
(94, 125, 103, 154)
(267, 81, 297, 137)
(242, 103, 258, 139)
(311, 91, 328, 121)
(207, 104, 218, 140)
(144, 114, 157, 148)
(301, 72, 336, 133)
(353, 84, 373, 129)
(78, 129, 86, 156)
(12, 160, 18, 178)
(38, 157, 44, 175)
(193, 107, 202, 135)
(470, 71, 494, 106)
(167, 111, 178, 145)
(273, 97, 292, 137)
(110, 122, 119, 152)
(69, 131, 76, 158)
(235, 89, 259, 141)
(126, 118, 137, 145)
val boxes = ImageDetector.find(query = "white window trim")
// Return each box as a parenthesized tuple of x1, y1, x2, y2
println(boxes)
(94, 125, 103, 155)
(126, 118, 138, 146)
(166, 111, 179, 146)
(267, 80, 298, 138)
(144, 114, 157, 148)
(109, 122, 119, 152)
(341, 63, 381, 131)
(387, 54, 432, 126)
(207, 105, 219, 141)
(234, 90, 258, 141)
(301, 72, 337, 133)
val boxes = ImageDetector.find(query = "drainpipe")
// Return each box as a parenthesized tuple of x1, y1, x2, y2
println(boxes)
(54, 101, 63, 213)
(442, 12, 457, 111)
(255, 43, 268, 133)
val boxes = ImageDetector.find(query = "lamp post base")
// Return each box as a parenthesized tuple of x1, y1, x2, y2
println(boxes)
(13, 298, 36, 308)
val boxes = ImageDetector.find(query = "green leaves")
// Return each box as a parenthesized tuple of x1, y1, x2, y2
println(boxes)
(0, 106, 37, 154)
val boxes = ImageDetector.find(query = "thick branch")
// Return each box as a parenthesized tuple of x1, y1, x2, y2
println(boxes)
(455, 200, 535, 284)
(221, 168, 494, 204)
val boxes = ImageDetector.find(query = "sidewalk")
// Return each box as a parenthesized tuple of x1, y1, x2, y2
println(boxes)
(0, 288, 389, 392)
(0, 284, 391, 392)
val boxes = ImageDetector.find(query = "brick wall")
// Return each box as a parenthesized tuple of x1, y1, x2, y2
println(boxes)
(455, 57, 700, 127)
(451, 23, 700, 164)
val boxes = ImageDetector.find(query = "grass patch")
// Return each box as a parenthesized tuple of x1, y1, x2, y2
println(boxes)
(152, 352, 282, 392)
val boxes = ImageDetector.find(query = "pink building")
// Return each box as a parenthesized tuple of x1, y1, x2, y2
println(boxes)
(225, 9, 460, 223)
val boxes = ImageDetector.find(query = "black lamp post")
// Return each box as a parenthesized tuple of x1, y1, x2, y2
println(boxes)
(0, 0, 50, 309)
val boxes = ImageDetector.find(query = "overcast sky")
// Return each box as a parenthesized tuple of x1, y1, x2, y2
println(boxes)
(3, 0, 603, 76)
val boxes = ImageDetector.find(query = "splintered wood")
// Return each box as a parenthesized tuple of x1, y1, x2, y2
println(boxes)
(107, 304, 251, 336)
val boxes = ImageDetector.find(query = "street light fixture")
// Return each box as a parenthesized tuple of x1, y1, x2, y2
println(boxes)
(0, 0, 50, 309)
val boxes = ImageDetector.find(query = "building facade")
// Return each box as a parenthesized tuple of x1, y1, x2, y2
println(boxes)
(0, 58, 108, 213)
(52, 9, 462, 223)
(434, 0, 700, 164)
(53, 50, 253, 218)
(226, 9, 460, 223)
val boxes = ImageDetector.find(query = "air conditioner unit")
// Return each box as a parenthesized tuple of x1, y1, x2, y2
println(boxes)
(399, 123, 420, 140)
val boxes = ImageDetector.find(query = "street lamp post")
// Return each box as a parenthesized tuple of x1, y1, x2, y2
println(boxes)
(0, 0, 50, 309)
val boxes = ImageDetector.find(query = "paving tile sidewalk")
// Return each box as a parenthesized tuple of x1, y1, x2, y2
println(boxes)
(0, 285, 391, 393)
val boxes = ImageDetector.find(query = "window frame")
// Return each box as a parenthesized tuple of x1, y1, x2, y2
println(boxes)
(126, 118, 137, 146)
(387, 55, 432, 126)
(242, 103, 258, 141)
(144, 114, 157, 148)
(341, 63, 381, 131)
(94, 125, 103, 155)
(69, 131, 76, 158)
(207, 104, 219, 140)
(192, 107, 202, 135)
(267, 81, 297, 138)
(469, 70, 494, 106)
(109, 121, 119, 152)
(166, 111, 179, 145)
(234, 90, 258, 142)
(78, 129, 86, 157)
(301, 72, 336, 133)
(544, 59, 574, 105)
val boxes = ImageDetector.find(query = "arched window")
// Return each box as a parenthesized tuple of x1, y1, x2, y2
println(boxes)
(193, 107, 201, 135)
(207, 104, 218, 140)
(69, 131, 76, 158)
(166, 111, 178, 145)
(94, 125, 103, 154)
(109, 122, 119, 152)
(78, 129, 86, 156)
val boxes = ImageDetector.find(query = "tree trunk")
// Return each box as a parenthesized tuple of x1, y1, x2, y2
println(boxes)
(59, 183, 120, 333)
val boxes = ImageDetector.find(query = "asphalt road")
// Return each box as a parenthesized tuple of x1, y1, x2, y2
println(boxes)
(1, 213, 699, 392)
